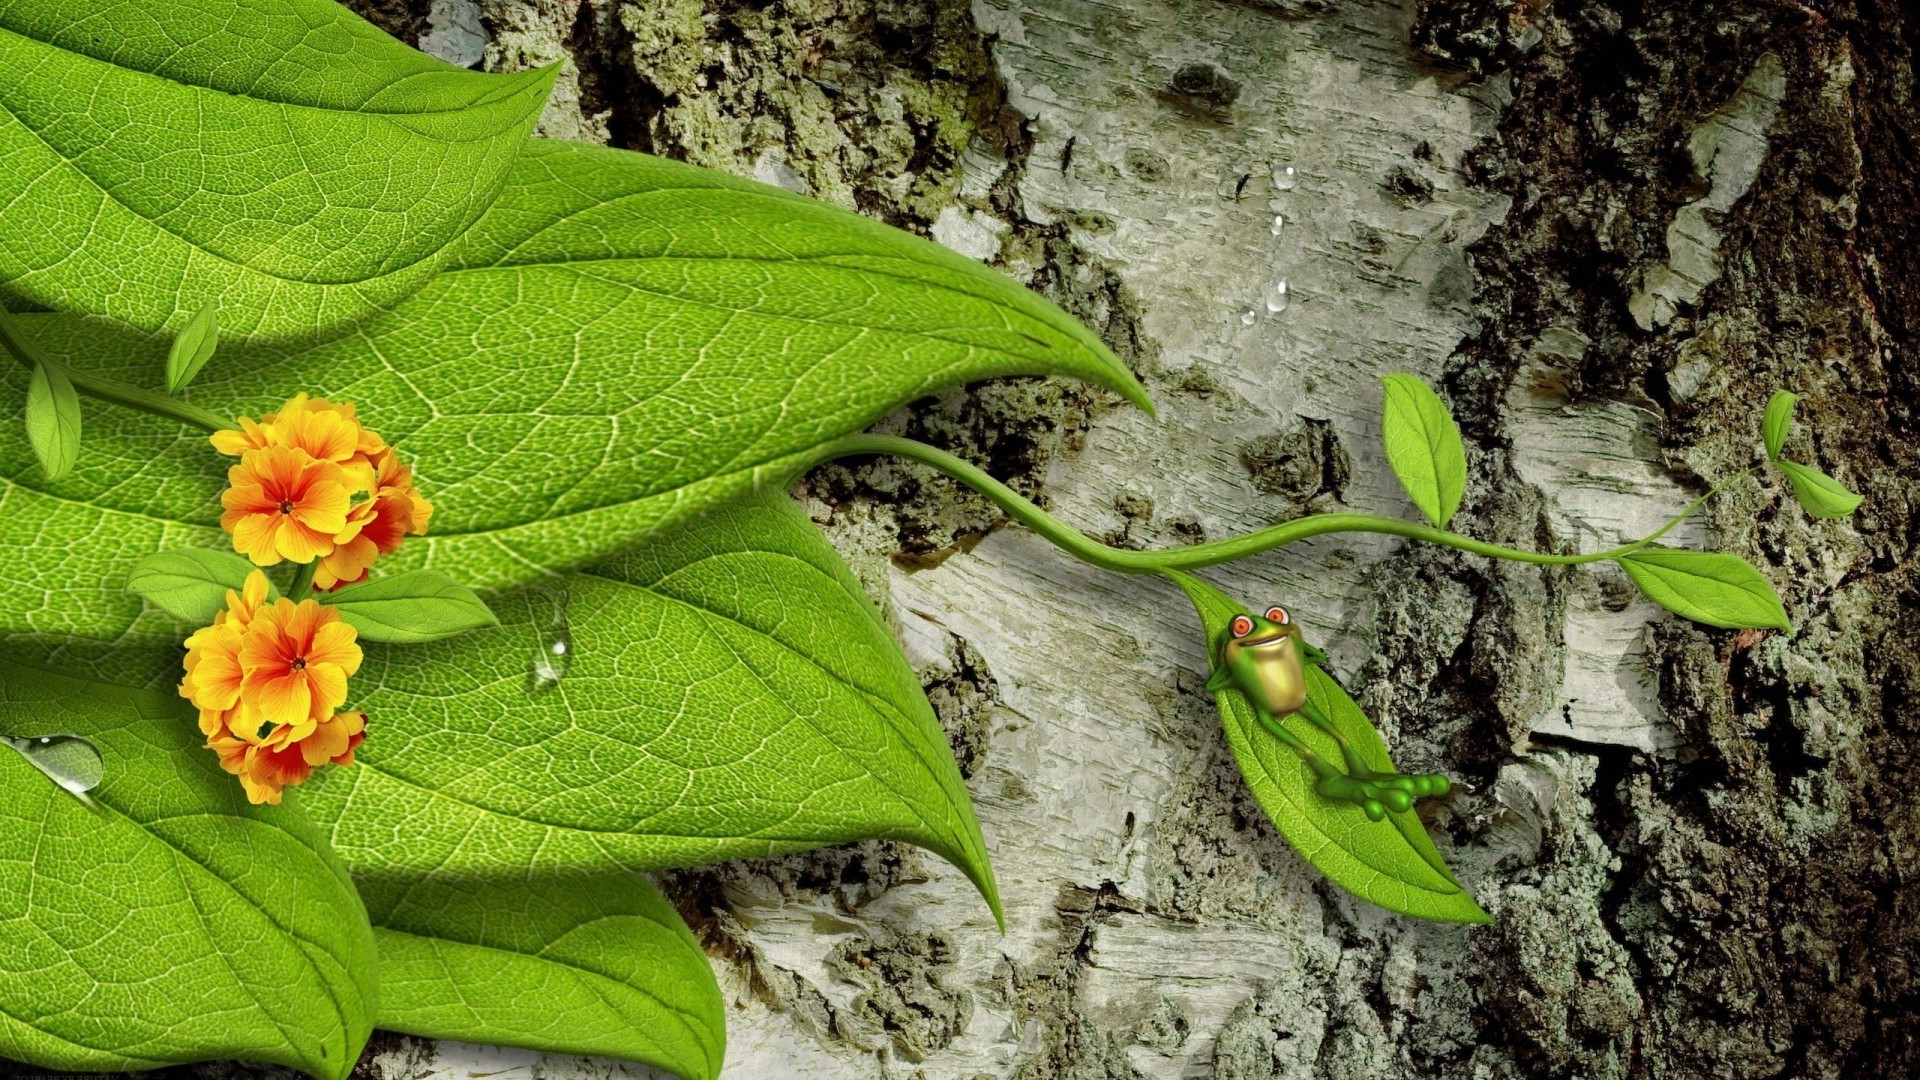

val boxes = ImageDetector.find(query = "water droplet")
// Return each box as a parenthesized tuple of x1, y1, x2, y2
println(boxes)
(5, 733, 103, 805)
(1270, 214, 1285, 237)
(1272, 164, 1298, 191)
(1265, 280, 1291, 314)
(529, 583, 573, 693)
(1241, 309, 1258, 325)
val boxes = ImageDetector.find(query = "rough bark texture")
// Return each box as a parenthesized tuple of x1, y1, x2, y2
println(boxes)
(62, 0, 1919, 1077)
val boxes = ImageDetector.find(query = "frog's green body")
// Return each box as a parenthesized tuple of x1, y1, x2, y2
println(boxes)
(1206, 606, 1450, 820)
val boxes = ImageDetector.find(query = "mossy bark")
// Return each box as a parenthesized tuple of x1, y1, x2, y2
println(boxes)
(312, 1, 1920, 1077)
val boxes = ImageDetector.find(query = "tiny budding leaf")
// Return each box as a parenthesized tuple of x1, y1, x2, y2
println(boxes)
(128, 548, 261, 623)
(164, 302, 220, 393)
(1762, 390, 1797, 461)
(1380, 373, 1468, 530)
(24, 360, 81, 480)
(1616, 548, 1791, 631)
(323, 569, 501, 643)
(1776, 460, 1863, 519)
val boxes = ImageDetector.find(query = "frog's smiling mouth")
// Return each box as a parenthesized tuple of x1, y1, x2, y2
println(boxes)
(1244, 634, 1292, 650)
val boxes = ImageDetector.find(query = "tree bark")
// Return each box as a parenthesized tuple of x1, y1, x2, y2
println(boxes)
(171, 0, 1920, 1076)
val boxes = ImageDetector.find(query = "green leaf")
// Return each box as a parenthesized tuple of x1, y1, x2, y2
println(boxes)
(302, 493, 1001, 923)
(0, 1, 556, 340)
(365, 872, 724, 1080)
(164, 303, 220, 393)
(1616, 547, 1791, 630)
(1762, 390, 1797, 461)
(1776, 459, 1862, 519)
(1379, 374, 1468, 529)
(0, 135, 1147, 670)
(0, 655, 378, 1079)
(24, 360, 80, 479)
(127, 547, 259, 624)
(1167, 572, 1489, 924)
(323, 569, 500, 643)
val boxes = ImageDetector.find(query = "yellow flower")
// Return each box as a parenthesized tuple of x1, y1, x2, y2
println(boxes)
(180, 574, 368, 805)
(211, 394, 386, 463)
(219, 446, 352, 565)
(178, 570, 272, 738)
(238, 597, 362, 729)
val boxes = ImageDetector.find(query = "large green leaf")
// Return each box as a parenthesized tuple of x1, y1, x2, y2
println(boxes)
(1169, 573, 1489, 923)
(303, 493, 1000, 920)
(0, 136, 1146, 679)
(0, 0, 555, 339)
(0, 655, 378, 1079)
(365, 872, 724, 1080)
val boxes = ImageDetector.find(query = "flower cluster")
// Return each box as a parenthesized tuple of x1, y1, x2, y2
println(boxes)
(178, 570, 366, 804)
(213, 394, 433, 589)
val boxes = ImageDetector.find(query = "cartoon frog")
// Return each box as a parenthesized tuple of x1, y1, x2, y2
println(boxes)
(1206, 605, 1450, 820)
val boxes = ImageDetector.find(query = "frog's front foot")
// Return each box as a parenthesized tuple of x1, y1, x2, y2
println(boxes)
(1314, 770, 1452, 821)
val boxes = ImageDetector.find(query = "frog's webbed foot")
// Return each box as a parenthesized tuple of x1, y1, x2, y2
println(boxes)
(1255, 706, 1452, 821)
(1313, 770, 1451, 821)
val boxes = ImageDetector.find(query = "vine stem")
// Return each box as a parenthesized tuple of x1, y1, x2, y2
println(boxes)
(813, 434, 1761, 575)
(286, 561, 317, 603)
(0, 310, 226, 433)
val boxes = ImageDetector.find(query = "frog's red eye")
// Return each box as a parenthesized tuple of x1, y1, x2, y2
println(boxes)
(1266, 606, 1290, 625)
(1230, 615, 1254, 638)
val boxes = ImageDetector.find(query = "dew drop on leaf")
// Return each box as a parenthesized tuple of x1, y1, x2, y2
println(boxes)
(529, 583, 573, 693)
(1270, 213, 1285, 237)
(1272, 163, 1298, 190)
(1241, 309, 1258, 325)
(4, 733, 103, 805)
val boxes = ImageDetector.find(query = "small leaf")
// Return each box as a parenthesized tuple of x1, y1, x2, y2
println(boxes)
(0, 655, 378, 1079)
(1617, 548, 1790, 630)
(324, 569, 500, 643)
(1776, 460, 1862, 519)
(1762, 390, 1797, 461)
(1168, 572, 1490, 924)
(365, 872, 725, 1080)
(127, 548, 258, 624)
(25, 361, 80, 480)
(164, 303, 219, 393)
(1380, 374, 1468, 529)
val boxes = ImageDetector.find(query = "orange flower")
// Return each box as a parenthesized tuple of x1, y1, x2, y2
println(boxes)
(237, 597, 362, 729)
(314, 447, 435, 590)
(242, 712, 368, 804)
(220, 446, 352, 565)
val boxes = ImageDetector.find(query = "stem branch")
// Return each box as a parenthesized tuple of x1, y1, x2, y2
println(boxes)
(1, 310, 226, 433)
(813, 434, 1758, 575)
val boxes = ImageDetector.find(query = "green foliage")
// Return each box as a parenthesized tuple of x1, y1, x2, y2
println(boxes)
(0, 0, 556, 340)
(0, 656, 378, 1079)
(0, 136, 1146, 640)
(24, 360, 79, 479)
(164, 304, 220, 393)
(1169, 573, 1488, 923)
(127, 547, 258, 623)
(364, 873, 724, 1080)
(1763, 390, 1797, 461)
(1616, 547, 1791, 631)
(301, 494, 1001, 921)
(1379, 374, 1468, 529)
(322, 569, 499, 643)
(1775, 459, 1862, 519)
